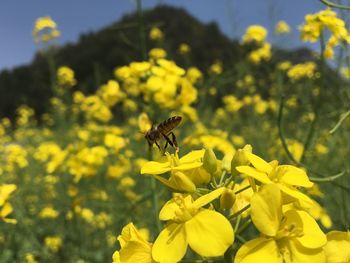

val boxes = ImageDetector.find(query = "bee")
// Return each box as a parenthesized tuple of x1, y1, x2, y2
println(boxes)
(145, 116, 182, 152)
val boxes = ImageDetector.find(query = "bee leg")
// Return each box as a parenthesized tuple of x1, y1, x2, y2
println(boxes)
(154, 139, 162, 151)
(161, 133, 174, 154)
(169, 132, 178, 151)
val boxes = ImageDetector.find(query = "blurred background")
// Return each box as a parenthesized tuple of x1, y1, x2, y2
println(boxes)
(0, 0, 349, 262)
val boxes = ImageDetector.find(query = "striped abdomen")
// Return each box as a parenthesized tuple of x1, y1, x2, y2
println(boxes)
(157, 116, 182, 135)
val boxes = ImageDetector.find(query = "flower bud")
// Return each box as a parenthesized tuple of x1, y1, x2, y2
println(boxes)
(171, 171, 196, 193)
(220, 188, 236, 209)
(203, 148, 217, 174)
(231, 144, 252, 177)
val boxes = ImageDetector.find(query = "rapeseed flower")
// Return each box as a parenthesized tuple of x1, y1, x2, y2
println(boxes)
(236, 151, 314, 206)
(113, 223, 154, 263)
(141, 150, 205, 192)
(235, 184, 326, 263)
(57, 66, 77, 87)
(242, 25, 268, 44)
(152, 188, 234, 262)
(275, 20, 291, 34)
(324, 231, 350, 263)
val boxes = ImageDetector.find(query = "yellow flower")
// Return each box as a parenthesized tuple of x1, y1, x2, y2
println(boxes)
(39, 206, 59, 219)
(149, 27, 163, 41)
(113, 223, 154, 263)
(141, 150, 205, 192)
(324, 231, 350, 263)
(178, 43, 191, 54)
(235, 184, 326, 263)
(152, 188, 234, 262)
(248, 43, 271, 64)
(25, 253, 38, 263)
(275, 20, 291, 34)
(32, 16, 60, 44)
(149, 48, 167, 59)
(0, 184, 16, 206)
(300, 9, 350, 59)
(44, 236, 62, 252)
(242, 25, 268, 44)
(138, 112, 152, 133)
(209, 61, 223, 75)
(287, 62, 317, 81)
(57, 66, 77, 87)
(236, 151, 314, 206)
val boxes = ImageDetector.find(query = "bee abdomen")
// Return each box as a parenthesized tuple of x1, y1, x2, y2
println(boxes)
(157, 116, 182, 134)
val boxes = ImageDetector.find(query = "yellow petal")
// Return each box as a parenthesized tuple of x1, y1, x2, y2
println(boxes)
(278, 184, 313, 207)
(250, 184, 282, 236)
(159, 196, 189, 221)
(141, 161, 170, 175)
(236, 166, 272, 184)
(277, 165, 313, 188)
(112, 251, 121, 263)
(234, 238, 280, 263)
(192, 187, 225, 208)
(324, 231, 350, 263)
(0, 184, 17, 206)
(185, 209, 234, 257)
(118, 223, 149, 248)
(173, 162, 203, 171)
(152, 223, 187, 263)
(0, 202, 13, 218)
(281, 239, 326, 263)
(285, 210, 326, 249)
(179, 149, 205, 163)
(244, 151, 272, 173)
(119, 241, 153, 263)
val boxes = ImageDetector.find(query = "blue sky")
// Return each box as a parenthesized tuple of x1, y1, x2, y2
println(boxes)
(0, 0, 325, 71)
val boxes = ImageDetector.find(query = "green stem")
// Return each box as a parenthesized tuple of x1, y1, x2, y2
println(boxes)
(147, 149, 161, 232)
(235, 234, 247, 244)
(319, 0, 350, 10)
(229, 204, 250, 220)
(277, 86, 347, 183)
(234, 185, 251, 194)
(236, 219, 252, 234)
(329, 110, 350, 134)
(309, 170, 347, 182)
(151, 177, 161, 232)
(234, 215, 241, 232)
(47, 49, 56, 93)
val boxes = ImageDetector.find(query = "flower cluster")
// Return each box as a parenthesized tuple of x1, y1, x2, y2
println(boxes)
(241, 25, 271, 64)
(300, 8, 350, 59)
(32, 16, 60, 44)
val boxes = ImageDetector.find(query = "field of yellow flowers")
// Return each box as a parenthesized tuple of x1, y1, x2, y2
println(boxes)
(1, 3, 350, 263)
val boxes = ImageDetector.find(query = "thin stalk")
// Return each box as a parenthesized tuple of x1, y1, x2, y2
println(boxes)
(329, 110, 350, 134)
(319, 0, 350, 10)
(47, 49, 56, 93)
(236, 218, 252, 234)
(234, 215, 241, 232)
(151, 177, 161, 232)
(300, 31, 326, 163)
(234, 185, 251, 195)
(277, 79, 347, 183)
(309, 170, 347, 182)
(229, 204, 250, 220)
(147, 148, 161, 232)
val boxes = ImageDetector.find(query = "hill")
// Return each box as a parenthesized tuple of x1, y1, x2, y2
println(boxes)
(0, 5, 341, 119)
